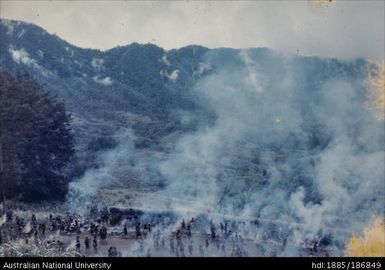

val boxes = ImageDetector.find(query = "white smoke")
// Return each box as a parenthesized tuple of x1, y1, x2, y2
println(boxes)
(64, 48, 384, 256)
(10, 47, 38, 67)
(92, 76, 113, 86)
(66, 130, 135, 212)
(160, 69, 179, 82)
(161, 54, 171, 66)
(157, 49, 385, 255)
(194, 62, 212, 77)
(91, 58, 104, 71)
(0, 214, 6, 226)
(239, 50, 264, 93)
(23, 222, 32, 234)
(168, 70, 179, 82)
(9, 46, 52, 77)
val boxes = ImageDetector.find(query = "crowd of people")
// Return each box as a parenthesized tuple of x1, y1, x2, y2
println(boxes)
(0, 205, 329, 257)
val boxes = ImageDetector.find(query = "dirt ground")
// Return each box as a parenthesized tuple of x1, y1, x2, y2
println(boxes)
(0, 206, 331, 257)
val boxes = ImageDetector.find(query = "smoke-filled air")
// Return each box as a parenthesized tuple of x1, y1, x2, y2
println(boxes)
(0, 0, 384, 259)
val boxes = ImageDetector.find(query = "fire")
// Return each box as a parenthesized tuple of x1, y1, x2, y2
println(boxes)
(345, 217, 385, 257)
(366, 62, 385, 120)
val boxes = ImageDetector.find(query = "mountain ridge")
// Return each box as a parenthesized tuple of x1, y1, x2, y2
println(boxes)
(1, 19, 384, 256)
(0, 18, 370, 182)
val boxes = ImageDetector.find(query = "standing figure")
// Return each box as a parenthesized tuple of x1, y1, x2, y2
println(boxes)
(135, 223, 141, 239)
(76, 236, 81, 252)
(93, 236, 98, 250)
(85, 237, 90, 249)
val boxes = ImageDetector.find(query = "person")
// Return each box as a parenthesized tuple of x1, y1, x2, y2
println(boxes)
(33, 229, 38, 243)
(100, 226, 107, 240)
(181, 220, 186, 230)
(176, 230, 182, 241)
(109, 247, 116, 257)
(31, 214, 36, 225)
(41, 223, 46, 235)
(135, 223, 141, 239)
(90, 222, 94, 235)
(93, 236, 98, 250)
(6, 210, 13, 222)
(186, 224, 192, 237)
(76, 236, 81, 252)
(310, 239, 318, 254)
(205, 238, 209, 248)
(85, 237, 90, 249)
(123, 224, 128, 236)
(210, 224, 216, 240)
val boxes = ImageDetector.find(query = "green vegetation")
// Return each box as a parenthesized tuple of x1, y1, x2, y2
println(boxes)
(0, 71, 74, 205)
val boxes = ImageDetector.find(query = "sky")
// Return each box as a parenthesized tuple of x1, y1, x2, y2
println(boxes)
(0, 0, 384, 60)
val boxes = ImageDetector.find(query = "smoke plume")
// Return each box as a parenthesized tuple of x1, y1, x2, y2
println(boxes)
(157, 49, 385, 255)
(66, 49, 384, 256)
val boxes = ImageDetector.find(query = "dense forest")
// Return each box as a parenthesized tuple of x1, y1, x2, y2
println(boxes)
(0, 70, 74, 205)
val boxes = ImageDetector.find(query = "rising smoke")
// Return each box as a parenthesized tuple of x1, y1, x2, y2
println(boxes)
(67, 49, 384, 256)
(157, 49, 385, 255)
(66, 130, 136, 213)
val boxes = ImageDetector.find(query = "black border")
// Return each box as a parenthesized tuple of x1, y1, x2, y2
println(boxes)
(0, 257, 384, 270)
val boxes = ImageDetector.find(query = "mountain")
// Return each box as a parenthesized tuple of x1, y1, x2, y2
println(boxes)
(0, 19, 212, 180)
(1, 19, 384, 255)
(0, 18, 373, 190)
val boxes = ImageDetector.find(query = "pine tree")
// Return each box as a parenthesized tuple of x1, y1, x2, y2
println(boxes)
(0, 70, 74, 208)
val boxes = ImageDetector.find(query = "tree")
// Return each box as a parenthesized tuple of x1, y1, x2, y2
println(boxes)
(0, 70, 74, 209)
